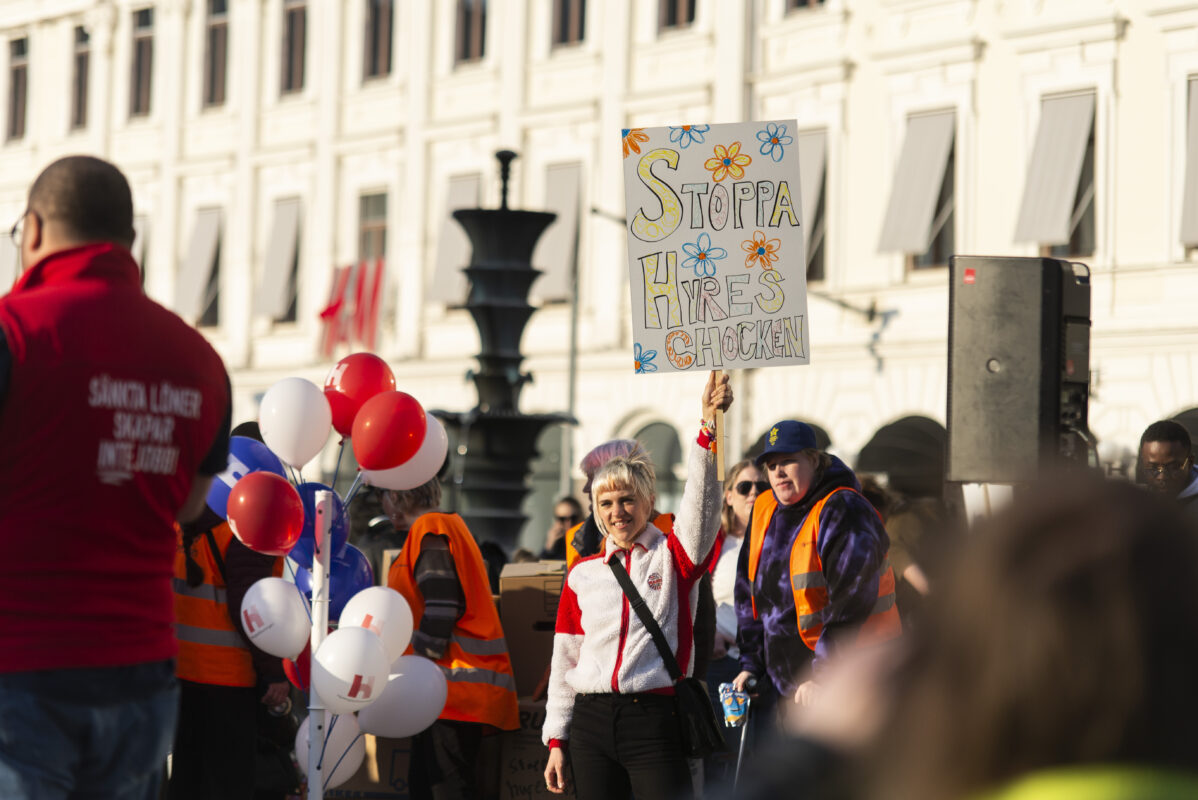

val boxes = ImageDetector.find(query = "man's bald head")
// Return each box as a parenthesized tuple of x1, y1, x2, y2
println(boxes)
(28, 156, 135, 249)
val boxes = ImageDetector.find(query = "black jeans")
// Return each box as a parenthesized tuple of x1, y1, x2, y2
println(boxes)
(167, 681, 257, 800)
(409, 720, 491, 800)
(569, 693, 691, 800)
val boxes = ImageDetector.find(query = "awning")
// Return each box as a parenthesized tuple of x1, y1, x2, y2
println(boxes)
(427, 174, 481, 305)
(531, 162, 582, 302)
(797, 130, 827, 251)
(175, 208, 222, 322)
(1013, 92, 1095, 244)
(255, 197, 301, 318)
(1181, 79, 1198, 246)
(877, 110, 956, 254)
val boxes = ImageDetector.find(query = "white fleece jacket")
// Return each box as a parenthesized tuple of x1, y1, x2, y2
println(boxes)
(542, 440, 721, 747)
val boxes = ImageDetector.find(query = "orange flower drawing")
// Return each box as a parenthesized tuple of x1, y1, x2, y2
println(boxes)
(703, 142, 752, 182)
(742, 230, 782, 270)
(622, 128, 650, 158)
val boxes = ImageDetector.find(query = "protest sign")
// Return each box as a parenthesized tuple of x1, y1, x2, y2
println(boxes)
(621, 120, 809, 375)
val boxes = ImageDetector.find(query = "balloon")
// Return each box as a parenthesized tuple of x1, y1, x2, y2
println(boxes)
(227, 473, 304, 556)
(311, 627, 389, 715)
(206, 436, 287, 519)
(287, 483, 349, 570)
(362, 415, 449, 491)
(357, 656, 448, 738)
(259, 377, 332, 468)
(296, 713, 365, 790)
(239, 577, 310, 659)
(283, 641, 311, 691)
(293, 544, 374, 621)
(340, 587, 414, 664)
(351, 391, 427, 471)
(324, 353, 396, 438)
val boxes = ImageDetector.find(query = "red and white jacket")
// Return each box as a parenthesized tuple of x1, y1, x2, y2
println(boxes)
(543, 441, 721, 747)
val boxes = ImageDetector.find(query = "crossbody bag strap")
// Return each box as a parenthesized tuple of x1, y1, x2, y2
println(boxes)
(203, 529, 228, 584)
(608, 556, 683, 682)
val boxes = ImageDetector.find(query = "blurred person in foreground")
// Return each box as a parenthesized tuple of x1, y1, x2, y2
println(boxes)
(731, 421, 900, 708)
(385, 478, 519, 799)
(0, 156, 230, 798)
(1137, 420, 1198, 514)
(543, 372, 732, 800)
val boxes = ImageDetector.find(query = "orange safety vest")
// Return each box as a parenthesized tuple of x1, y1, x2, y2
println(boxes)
(747, 488, 901, 650)
(173, 523, 257, 687)
(566, 512, 675, 569)
(388, 512, 519, 731)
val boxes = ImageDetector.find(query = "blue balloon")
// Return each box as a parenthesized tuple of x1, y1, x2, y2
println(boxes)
(206, 436, 287, 518)
(293, 544, 375, 620)
(287, 482, 349, 570)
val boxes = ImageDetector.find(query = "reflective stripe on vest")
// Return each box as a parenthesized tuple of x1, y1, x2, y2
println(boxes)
(173, 524, 256, 687)
(439, 665, 518, 691)
(451, 633, 510, 656)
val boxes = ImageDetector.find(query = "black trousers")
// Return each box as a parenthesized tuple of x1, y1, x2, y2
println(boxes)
(167, 681, 257, 800)
(569, 693, 692, 800)
(409, 720, 491, 800)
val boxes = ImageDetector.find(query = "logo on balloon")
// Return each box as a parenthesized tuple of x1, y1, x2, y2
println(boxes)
(347, 673, 375, 700)
(243, 606, 268, 634)
(361, 613, 383, 637)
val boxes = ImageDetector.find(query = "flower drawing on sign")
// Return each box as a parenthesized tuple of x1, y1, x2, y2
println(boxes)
(756, 122, 793, 163)
(703, 142, 751, 182)
(634, 342, 658, 374)
(622, 128, 650, 158)
(742, 230, 781, 270)
(681, 232, 728, 277)
(668, 124, 710, 149)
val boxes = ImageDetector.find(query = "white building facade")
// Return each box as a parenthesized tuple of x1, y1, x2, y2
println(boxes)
(2, 0, 1197, 548)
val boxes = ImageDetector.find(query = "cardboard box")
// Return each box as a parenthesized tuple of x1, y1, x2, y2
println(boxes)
(325, 735, 411, 799)
(500, 698, 577, 800)
(499, 561, 566, 697)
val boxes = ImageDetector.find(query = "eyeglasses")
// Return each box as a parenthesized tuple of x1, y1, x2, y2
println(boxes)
(735, 480, 770, 496)
(555, 514, 581, 524)
(1140, 459, 1191, 477)
(8, 209, 38, 250)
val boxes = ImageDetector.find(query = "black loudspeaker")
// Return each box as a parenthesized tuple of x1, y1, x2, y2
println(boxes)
(947, 256, 1091, 483)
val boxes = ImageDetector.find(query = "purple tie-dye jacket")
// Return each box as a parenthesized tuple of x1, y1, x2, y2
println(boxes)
(734, 456, 891, 696)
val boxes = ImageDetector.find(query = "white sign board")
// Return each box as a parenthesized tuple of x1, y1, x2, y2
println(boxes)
(621, 120, 809, 375)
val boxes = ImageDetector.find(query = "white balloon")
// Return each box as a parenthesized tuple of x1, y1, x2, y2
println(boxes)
(357, 655, 448, 739)
(295, 713, 365, 790)
(311, 627, 390, 715)
(362, 415, 449, 491)
(239, 577, 310, 659)
(258, 377, 332, 468)
(339, 587, 414, 664)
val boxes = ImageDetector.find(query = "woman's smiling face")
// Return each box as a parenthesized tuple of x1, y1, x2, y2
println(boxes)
(595, 486, 653, 547)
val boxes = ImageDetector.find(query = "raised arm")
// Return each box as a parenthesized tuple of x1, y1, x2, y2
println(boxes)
(671, 371, 733, 575)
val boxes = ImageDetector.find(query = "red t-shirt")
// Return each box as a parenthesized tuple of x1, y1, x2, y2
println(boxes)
(0, 243, 230, 672)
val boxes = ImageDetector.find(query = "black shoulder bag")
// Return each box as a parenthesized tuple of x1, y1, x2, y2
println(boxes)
(608, 557, 726, 758)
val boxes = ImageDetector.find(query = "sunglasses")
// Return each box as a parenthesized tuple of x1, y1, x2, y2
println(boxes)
(555, 514, 581, 523)
(735, 480, 770, 496)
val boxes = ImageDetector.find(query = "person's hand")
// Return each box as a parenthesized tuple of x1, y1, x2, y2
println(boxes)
(545, 747, 568, 794)
(702, 371, 733, 422)
(545, 521, 567, 553)
(260, 681, 290, 707)
(712, 631, 735, 659)
(732, 670, 757, 693)
(794, 680, 822, 706)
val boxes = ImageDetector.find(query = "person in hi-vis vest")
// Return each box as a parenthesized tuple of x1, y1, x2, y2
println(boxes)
(386, 477, 518, 800)
(731, 420, 901, 708)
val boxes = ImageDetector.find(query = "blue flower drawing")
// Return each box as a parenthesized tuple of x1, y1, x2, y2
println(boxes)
(756, 123, 794, 163)
(681, 232, 728, 277)
(669, 124, 711, 149)
(634, 343, 658, 374)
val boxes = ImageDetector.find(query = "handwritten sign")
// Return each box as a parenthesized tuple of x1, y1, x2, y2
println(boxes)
(621, 120, 809, 374)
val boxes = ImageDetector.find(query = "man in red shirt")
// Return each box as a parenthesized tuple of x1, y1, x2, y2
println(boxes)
(0, 156, 231, 799)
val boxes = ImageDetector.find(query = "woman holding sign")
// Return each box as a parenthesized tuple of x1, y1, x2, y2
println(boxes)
(543, 372, 731, 800)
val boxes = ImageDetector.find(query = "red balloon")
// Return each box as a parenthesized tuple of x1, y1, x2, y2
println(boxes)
(351, 391, 428, 471)
(226, 472, 304, 556)
(324, 353, 396, 437)
(284, 641, 311, 691)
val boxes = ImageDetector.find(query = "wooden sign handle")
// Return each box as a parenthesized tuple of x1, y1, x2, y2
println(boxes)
(715, 370, 726, 482)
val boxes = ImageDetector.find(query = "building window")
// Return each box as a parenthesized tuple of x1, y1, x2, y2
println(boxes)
(1044, 123, 1094, 259)
(203, 0, 228, 107)
(455, 0, 486, 64)
(552, 0, 585, 47)
(199, 239, 221, 328)
(71, 27, 89, 129)
(912, 144, 955, 269)
(364, 0, 393, 79)
(359, 193, 387, 262)
(877, 110, 956, 267)
(659, 0, 696, 31)
(1182, 78, 1198, 253)
(130, 8, 154, 117)
(786, 0, 826, 10)
(281, 0, 306, 94)
(807, 174, 826, 282)
(798, 130, 827, 282)
(7, 38, 27, 141)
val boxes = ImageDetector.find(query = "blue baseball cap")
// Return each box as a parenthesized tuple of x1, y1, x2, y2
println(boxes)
(754, 420, 819, 467)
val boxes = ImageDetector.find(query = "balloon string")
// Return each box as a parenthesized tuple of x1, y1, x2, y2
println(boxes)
(285, 463, 300, 486)
(317, 714, 336, 772)
(331, 439, 346, 492)
(323, 732, 365, 791)
(285, 559, 312, 623)
(344, 471, 365, 506)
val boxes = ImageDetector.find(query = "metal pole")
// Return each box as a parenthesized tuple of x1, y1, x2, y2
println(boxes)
(306, 490, 334, 800)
